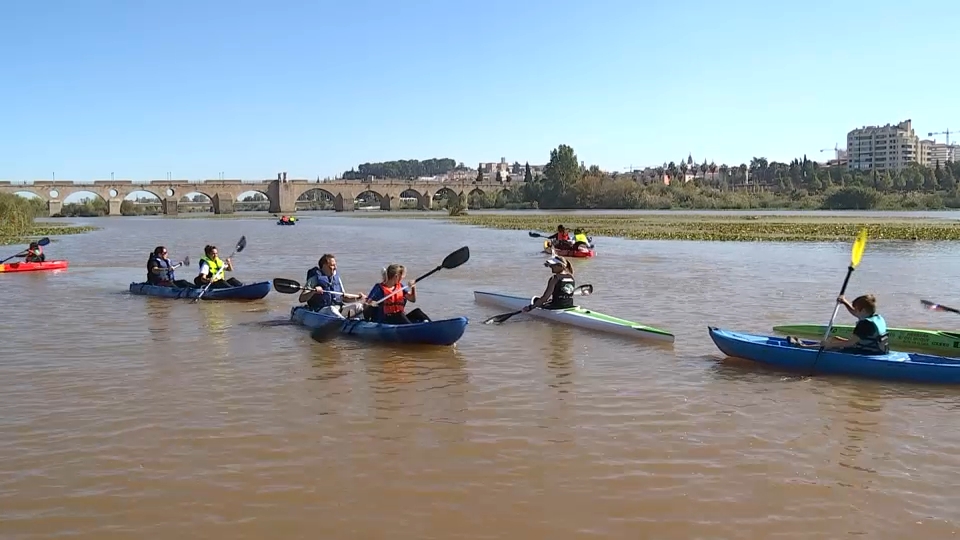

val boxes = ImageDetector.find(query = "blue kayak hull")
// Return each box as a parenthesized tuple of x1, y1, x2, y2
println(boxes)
(129, 281, 272, 300)
(708, 326, 960, 384)
(277, 221, 296, 225)
(290, 306, 467, 346)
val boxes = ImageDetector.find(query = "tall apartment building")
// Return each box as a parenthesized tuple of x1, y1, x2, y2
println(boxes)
(920, 140, 960, 167)
(846, 119, 920, 172)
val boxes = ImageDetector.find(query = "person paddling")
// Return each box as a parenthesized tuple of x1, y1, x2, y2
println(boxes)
(522, 255, 576, 313)
(300, 253, 366, 317)
(788, 294, 889, 355)
(17, 241, 46, 263)
(547, 225, 573, 251)
(572, 228, 592, 250)
(363, 263, 430, 324)
(147, 246, 194, 288)
(195, 244, 243, 289)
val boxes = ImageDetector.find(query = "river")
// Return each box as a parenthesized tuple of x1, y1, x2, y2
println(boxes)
(1, 213, 958, 539)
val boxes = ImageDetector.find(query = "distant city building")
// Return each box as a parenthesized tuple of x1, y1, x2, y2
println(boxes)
(919, 139, 960, 168)
(846, 119, 921, 172)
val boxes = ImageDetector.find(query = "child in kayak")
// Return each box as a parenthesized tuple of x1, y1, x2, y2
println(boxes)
(20, 241, 45, 263)
(364, 263, 430, 324)
(523, 255, 576, 312)
(787, 294, 889, 355)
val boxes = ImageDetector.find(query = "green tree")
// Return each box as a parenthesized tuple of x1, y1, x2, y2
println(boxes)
(475, 164, 484, 183)
(524, 162, 533, 183)
(541, 144, 581, 208)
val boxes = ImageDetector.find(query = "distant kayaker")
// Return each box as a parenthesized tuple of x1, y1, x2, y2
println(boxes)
(523, 255, 576, 312)
(547, 225, 573, 250)
(195, 244, 243, 289)
(363, 263, 430, 324)
(19, 241, 45, 263)
(572, 228, 592, 250)
(300, 253, 366, 317)
(147, 246, 194, 288)
(281, 215, 290, 222)
(787, 294, 889, 354)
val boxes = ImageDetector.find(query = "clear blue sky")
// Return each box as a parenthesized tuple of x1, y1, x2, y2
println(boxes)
(2, 0, 958, 184)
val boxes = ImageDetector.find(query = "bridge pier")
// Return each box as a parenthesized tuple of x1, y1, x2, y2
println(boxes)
(334, 194, 354, 212)
(213, 193, 234, 214)
(379, 196, 392, 211)
(108, 199, 122, 216)
(266, 179, 297, 214)
(419, 192, 433, 210)
(163, 198, 178, 215)
(48, 200, 62, 217)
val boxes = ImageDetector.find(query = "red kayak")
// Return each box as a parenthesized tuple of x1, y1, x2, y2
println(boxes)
(0, 260, 69, 273)
(542, 240, 596, 258)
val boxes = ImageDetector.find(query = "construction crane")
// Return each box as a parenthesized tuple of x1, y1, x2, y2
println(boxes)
(820, 143, 843, 163)
(928, 129, 953, 145)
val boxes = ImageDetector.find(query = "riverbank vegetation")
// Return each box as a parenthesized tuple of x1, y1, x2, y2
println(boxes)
(451, 213, 960, 242)
(458, 144, 960, 211)
(0, 193, 98, 245)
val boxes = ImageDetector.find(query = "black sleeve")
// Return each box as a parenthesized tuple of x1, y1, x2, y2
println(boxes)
(147, 259, 159, 272)
(547, 233, 558, 239)
(852, 319, 875, 339)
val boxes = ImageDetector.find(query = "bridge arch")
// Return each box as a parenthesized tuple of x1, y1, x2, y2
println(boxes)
(236, 190, 271, 212)
(12, 190, 41, 200)
(354, 189, 384, 210)
(398, 188, 427, 210)
(296, 187, 336, 211)
(60, 190, 109, 217)
(179, 191, 214, 213)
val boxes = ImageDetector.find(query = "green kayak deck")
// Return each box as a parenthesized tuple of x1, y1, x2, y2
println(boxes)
(772, 324, 960, 356)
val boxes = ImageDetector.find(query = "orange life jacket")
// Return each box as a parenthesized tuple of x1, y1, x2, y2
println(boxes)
(556, 231, 570, 241)
(379, 282, 406, 315)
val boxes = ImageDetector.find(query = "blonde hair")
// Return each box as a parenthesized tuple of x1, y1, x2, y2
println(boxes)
(384, 264, 406, 280)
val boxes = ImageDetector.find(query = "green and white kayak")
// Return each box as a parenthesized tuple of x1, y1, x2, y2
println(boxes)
(474, 291, 675, 343)
(772, 324, 960, 356)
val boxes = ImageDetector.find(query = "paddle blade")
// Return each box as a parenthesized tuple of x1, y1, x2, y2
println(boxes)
(921, 299, 960, 315)
(36, 237, 50, 246)
(850, 228, 867, 267)
(441, 246, 470, 270)
(181, 256, 190, 267)
(235, 236, 247, 253)
(574, 284, 594, 296)
(273, 278, 305, 294)
(483, 310, 522, 325)
(528, 231, 542, 238)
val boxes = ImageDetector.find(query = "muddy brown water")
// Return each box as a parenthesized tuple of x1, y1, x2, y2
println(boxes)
(1, 214, 959, 539)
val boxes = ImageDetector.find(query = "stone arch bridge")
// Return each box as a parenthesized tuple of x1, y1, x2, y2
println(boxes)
(0, 178, 513, 216)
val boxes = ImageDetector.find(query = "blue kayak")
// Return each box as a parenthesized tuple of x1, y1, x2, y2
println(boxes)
(708, 326, 960, 384)
(290, 306, 467, 346)
(129, 281, 272, 300)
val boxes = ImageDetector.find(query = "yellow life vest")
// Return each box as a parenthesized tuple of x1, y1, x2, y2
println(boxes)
(201, 256, 225, 281)
(574, 233, 588, 243)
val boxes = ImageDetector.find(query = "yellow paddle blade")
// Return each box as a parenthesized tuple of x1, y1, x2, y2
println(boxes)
(850, 227, 867, 267)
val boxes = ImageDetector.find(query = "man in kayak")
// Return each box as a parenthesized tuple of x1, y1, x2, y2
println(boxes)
(147, 246, 194, 288)
(547, 225, 573, 251)
(363, 263, 430, 324)
(18, 241, 45, 263)
(522, 255, 576, 312)
(194, 244, 243, 289)
(299, 253, 366, 317)
(787, 294, 889, 355)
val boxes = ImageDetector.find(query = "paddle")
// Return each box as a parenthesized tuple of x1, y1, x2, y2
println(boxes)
(921, 300, 960, 315)
(308, 246, 471, 343)
(482, 284, 594, 324)
(809, 228, 868, 375)
(194, 236, 246, 302)
(528, 231, 549, 238)
(0, 237, 50, 264)
(272, 277, 350, 298)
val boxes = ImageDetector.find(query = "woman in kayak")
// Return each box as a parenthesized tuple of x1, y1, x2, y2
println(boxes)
(147, 246, 194, 288)
(300, 253, 366, 317)
(523, 255, 576, 312)
(787, 294, 889, 355)
(364, 263, 430, 324)
(547, 225, 573, 251)
(194, 244, 243, 289)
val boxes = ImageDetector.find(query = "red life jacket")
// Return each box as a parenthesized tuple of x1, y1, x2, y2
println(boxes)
(556, 231, 570, 241)
(379, 282, 406, 315)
